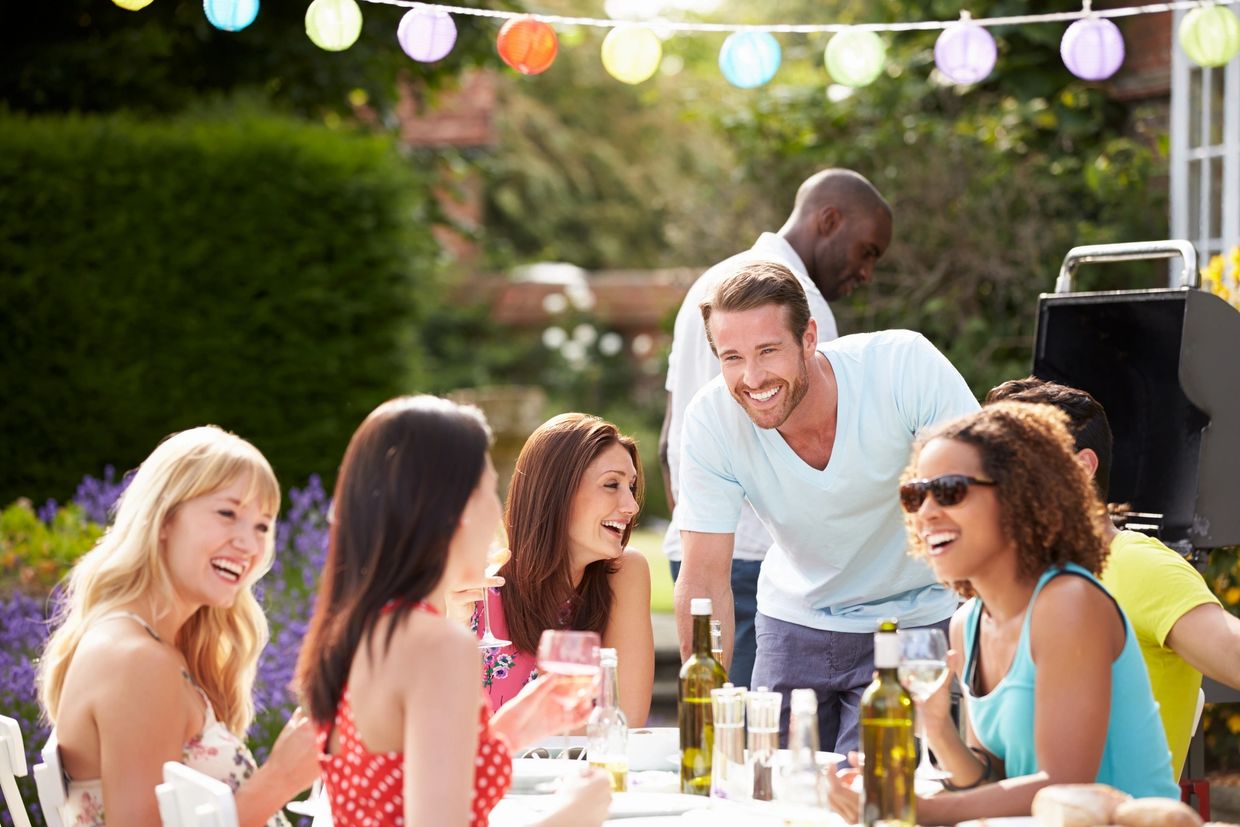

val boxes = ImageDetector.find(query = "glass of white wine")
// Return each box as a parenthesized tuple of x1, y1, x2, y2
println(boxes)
(897, 627, 951, 780)
(537, 630, 601, 755)
(477, 544, 511, 650)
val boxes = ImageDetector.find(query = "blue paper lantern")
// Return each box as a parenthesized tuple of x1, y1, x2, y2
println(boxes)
(934, 17, 996, 85)
(718, 31, 781, 89)
(397, 9, 457, 63)
(204, 0, 259, 31)
(1061, 16, 1125, 81)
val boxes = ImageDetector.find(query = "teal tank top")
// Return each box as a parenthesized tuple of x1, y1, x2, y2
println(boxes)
(961, 563, 1178, 799)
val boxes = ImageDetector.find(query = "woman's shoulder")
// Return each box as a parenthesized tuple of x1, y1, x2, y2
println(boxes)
(69, 623, 197, 727)
(385, 605, 477, 664)
(610, 548, 650, 579)
(75, 620, 186, 682)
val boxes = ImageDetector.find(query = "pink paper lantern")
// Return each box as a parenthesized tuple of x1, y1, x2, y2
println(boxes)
(398, 9, 457, 63)
(1061, 16, 1125, 81)
(934, 19, 996, 85)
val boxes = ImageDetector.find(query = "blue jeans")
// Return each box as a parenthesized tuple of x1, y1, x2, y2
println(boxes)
(750, 612, 952, 755)
(669, 558, 760, 689)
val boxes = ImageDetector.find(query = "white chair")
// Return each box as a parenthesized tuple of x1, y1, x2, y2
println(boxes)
(1191, 686, 1205, 736)
(155, 762, 238, 827)
(32, 732, 67, 827)
(0, 715, 33, 827)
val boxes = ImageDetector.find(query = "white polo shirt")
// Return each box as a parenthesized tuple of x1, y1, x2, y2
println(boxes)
(663, 233, 838, 562)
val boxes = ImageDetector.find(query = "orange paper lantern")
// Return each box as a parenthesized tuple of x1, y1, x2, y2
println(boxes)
(497, 16, 558, 75)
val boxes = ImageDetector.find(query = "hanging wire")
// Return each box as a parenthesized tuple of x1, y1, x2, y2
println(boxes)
(358, 0, 1235, 34)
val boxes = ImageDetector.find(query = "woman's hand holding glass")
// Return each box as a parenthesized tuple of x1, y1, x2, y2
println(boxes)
(490, 669, 597, 750)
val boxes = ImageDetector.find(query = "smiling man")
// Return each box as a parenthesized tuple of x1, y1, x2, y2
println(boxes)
(673, 262, 978, 752)
(659, 169, 892, 689)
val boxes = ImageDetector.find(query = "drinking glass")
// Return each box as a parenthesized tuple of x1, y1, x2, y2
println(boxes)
(897, 627, 951, 780)
(537, 630, 601, 755)
(477, 545, 511, 650)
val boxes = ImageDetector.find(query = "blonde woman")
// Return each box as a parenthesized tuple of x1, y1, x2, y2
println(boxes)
(38, 426, 320, 826)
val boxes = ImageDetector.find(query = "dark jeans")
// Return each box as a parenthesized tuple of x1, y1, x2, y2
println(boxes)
(669, 558, 760, 689)
(750, 612, 952, 755)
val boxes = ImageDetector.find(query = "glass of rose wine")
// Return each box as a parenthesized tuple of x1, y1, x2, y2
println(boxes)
(537, 630, 601, 755)
(477, 545, 511, 650)
(897, 627, 951, 780)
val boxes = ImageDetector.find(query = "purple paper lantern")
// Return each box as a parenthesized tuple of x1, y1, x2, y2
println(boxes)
(397, 8, 457, 63)
(934, 19, 996, 85)
(1061, 16, 1125, 81)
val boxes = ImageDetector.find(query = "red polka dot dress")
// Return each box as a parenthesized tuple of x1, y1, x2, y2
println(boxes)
(317, 601, 513, 826)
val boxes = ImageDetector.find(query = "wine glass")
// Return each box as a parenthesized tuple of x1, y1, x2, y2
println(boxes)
(477, 544, 511, 650)
(897, 627, 951, 780)
(537, 630, 601, 756)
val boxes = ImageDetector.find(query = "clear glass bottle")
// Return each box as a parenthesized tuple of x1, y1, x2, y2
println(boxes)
(587, 647, 628, 791)
(860, 619, 916, 827)
(679, 597, 729, 795)
(779, 687, 826, 810)
(746, 687, 781, 801)
(709, 683, 748, 800)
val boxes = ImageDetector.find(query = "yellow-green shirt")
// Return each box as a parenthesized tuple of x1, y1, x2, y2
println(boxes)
(1101, 531, 1221, 776)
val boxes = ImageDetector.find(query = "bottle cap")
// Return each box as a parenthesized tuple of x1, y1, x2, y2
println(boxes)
(690, 598, 713, 615)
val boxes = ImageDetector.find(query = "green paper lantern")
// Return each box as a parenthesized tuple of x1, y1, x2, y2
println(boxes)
(601, 26, 662, 85)
(113, 0, 155, 9)
(824, 28, 886, 88)
(306, 0, 363, 52)
(1179, 4, 1240, 68)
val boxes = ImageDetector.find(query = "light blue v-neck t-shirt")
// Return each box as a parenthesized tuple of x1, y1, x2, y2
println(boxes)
(677, 329, 979, 633)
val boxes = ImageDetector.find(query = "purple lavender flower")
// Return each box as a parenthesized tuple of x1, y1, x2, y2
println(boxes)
(71, 465, 134, 526)
(37, 498, 58, 524)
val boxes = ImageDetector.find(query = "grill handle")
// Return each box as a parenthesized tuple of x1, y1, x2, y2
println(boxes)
(1055, 240, 1199, 293)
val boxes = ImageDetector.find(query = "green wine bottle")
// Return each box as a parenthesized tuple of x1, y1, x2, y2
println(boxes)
(679, 597, 729, 796)
(860, 618, 916, 826)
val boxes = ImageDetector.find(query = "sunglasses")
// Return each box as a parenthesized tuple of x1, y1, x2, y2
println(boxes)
(899, 474, 996, 513)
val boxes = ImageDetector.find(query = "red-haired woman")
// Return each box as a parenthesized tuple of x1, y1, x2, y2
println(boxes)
(470, 412, 655, 727)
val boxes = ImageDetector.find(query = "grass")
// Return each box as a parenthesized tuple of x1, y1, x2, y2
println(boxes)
(629, 526, 674, 614)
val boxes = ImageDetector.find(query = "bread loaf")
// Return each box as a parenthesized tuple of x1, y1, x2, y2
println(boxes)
(1032, 784, 1132, 827)
(1112, 798, 1202, 827)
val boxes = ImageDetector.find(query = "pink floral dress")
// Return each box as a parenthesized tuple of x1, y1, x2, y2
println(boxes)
(472, 589, 543, 713)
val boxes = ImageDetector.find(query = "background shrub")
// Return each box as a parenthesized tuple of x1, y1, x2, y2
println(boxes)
(0, 109, 439, 507)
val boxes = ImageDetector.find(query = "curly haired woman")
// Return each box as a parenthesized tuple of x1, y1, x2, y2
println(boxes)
(827, 402, 1178, 825)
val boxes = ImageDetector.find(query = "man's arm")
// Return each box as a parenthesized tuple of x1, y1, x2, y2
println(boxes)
(658, 393, 676, 512)
(674, 530, 735, 664)
(1165, 602, 1240, 689)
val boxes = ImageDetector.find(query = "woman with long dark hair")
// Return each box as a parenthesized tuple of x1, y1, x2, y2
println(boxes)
(296, 396, 610, 827)
(470, 413, 654, 726)
(826, 402, 1178, 824)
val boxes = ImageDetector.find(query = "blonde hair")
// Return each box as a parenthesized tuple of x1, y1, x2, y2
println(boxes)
(38, 426, 280, 736)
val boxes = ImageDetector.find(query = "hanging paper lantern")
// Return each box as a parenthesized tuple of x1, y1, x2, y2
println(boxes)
(113, 0, 155, 9)
(934, 17, 996, 85)
(397, 8, 457, 63)
(1060, 16, 1124, 80)
(1178, 4, 1240, 68)
(305, 0, 363, 52)
(601, 26, 662, 85)
(718, 31, 782, 89)
(204, 0, 259, 32)
(497, 16, 559, 75)
(824, 29, 886, 88)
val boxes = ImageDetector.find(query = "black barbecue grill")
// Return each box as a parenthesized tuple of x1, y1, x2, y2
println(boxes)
(1030, 240, 1240, 784)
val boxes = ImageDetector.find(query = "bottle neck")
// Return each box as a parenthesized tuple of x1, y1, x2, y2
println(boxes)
(787, 709, 820, 762)
(599, 660, 620, 710)
(873, 631, 900, 673)
(692, 613, 712, 657)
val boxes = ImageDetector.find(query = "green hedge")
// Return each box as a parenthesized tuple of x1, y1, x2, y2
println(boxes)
(0, 111, 439, 505)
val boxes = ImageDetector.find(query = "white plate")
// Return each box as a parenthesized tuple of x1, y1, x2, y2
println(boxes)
(509, 758, 582, 792)
(955, 818, 1035, 826)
